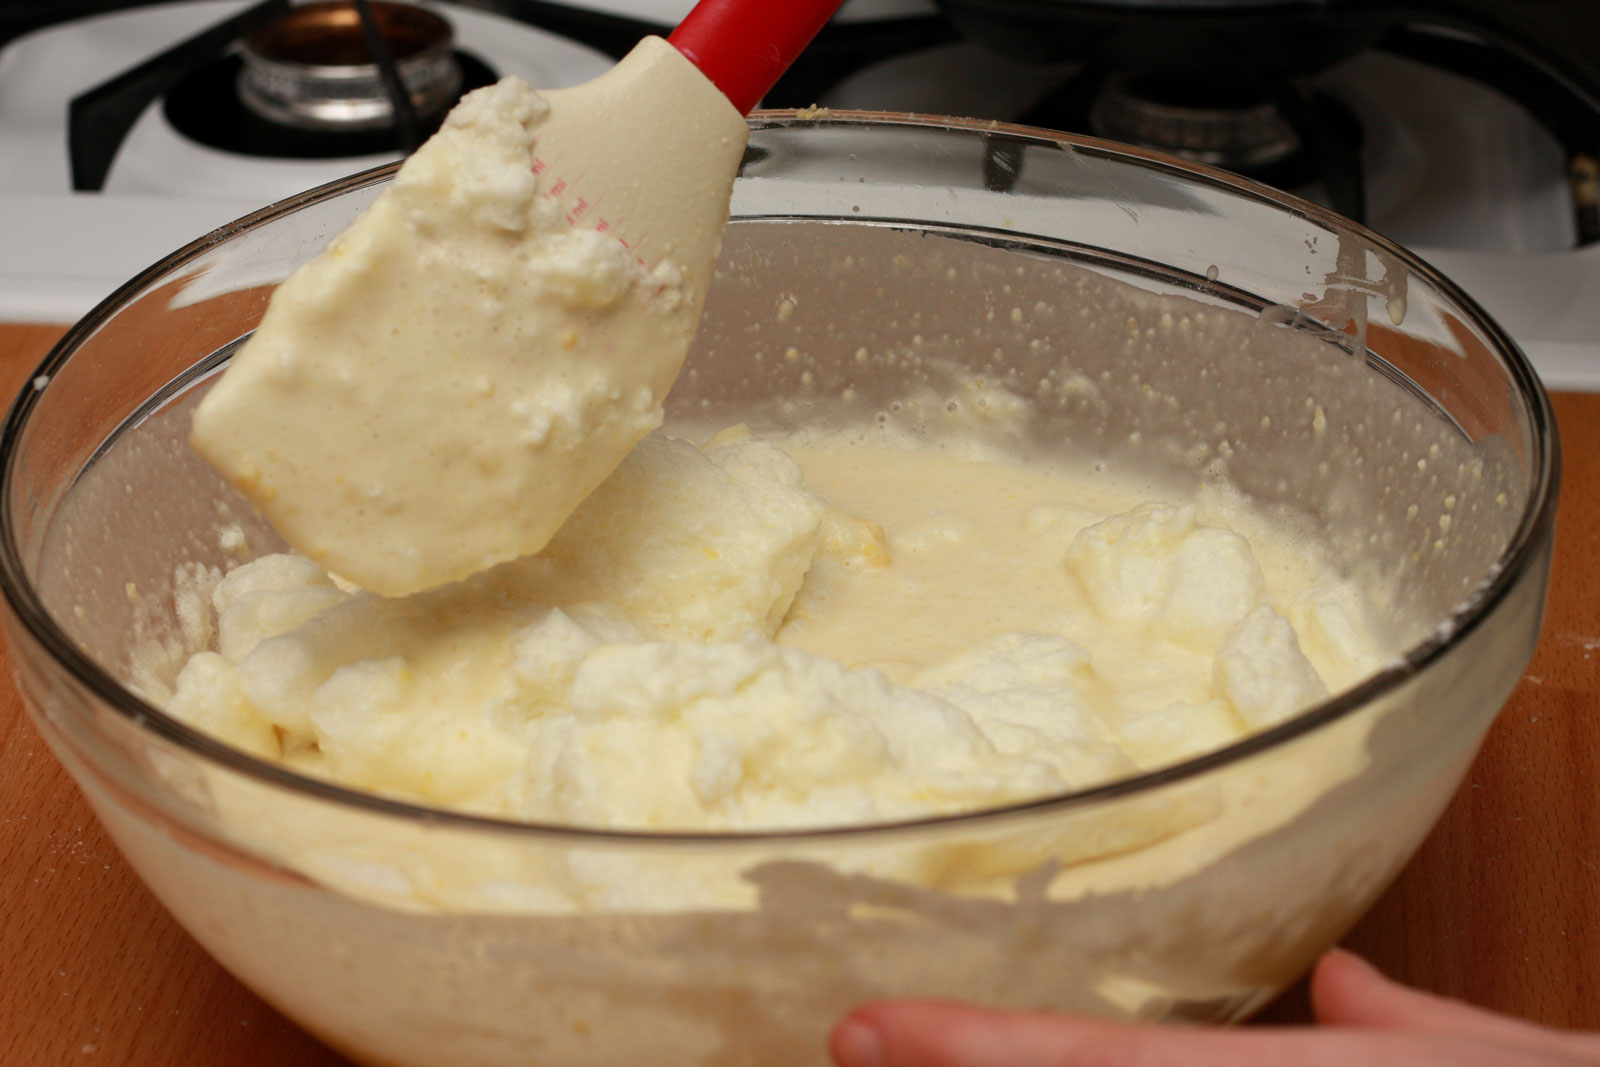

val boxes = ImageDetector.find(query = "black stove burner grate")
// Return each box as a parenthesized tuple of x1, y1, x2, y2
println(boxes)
(1013, 68, 1368, 222)
(69, 0, 290, 191)
(44, 0, 1600, 245)
(163, 51, 497, 159)
(63, 0, 957, 192)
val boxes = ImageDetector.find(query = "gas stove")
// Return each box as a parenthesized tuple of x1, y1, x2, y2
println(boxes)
(2, 0, 1597, 389)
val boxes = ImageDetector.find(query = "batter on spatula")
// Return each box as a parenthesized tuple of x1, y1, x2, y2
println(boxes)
(191, 46, 749, 596)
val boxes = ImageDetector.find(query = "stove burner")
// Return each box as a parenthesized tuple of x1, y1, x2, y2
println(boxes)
(1089, 76, 1300, 171)
(238, 1, 460, 133)
(1010, 67, 1366, 220)
(166, 51, 495, 159)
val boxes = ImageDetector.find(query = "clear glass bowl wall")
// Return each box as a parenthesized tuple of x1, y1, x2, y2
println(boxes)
(0, 114, 1558, 1067)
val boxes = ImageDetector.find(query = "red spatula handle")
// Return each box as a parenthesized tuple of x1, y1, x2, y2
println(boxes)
(667, 0, 846, 115)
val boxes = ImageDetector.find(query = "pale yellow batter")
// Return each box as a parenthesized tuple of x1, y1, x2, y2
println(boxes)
(158, 423, 1382, 833)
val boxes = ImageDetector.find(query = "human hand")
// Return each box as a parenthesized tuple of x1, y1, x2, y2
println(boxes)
(830, 948, 1600, 1066)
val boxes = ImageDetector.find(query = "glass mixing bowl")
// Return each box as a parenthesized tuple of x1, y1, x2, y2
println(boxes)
(0, 113, 1558, 1067)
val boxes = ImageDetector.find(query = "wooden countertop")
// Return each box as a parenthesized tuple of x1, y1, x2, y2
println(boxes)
(2, 322, 1596, 1064)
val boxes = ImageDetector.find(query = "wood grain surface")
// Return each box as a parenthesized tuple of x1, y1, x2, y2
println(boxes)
(1, 322, 1597, 1065)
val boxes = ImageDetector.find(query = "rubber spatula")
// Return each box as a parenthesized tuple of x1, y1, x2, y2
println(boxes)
(190, 0, 845, 598)
(533, 0, 847, 268)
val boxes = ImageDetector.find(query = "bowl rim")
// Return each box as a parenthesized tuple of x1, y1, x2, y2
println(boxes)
(0, 110, 1561, 846)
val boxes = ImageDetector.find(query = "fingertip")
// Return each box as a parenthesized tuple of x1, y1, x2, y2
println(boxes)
(831, 999, 1001, 1067)
(832, 1005, 925, 1067)
(1312, 947, 1395, 1024)
(831, 1017, 886, 1067)
(1315, 947, 1379, 987)
(835, 999, 1140, 1067)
